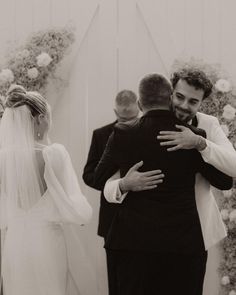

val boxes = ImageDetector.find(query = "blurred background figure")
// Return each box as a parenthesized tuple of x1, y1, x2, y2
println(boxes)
(83, 89, 139, 295)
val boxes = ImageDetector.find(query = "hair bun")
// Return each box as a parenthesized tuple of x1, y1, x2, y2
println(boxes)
(7, 84, 27, 97)
(5, 84, 27, 108)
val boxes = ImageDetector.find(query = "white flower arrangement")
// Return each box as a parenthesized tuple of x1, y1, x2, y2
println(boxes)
(172, 57, 236, 295)
(222, 104, 236, 121)
(215, 79, 232, 93)
(223, 189, 233, 198)
(221, 124, 229, 137)
(16, 49, 30, 59)
(229, 290, 236, 295)
(0, 69, 14, 85)
(221, 209, 229, 220)
(222, 276, 230, 285)
(0, 26, 75, 96)
(27, 67, 39, 79)
(229, 210, 236, 222)
(36, 52, 52, 67)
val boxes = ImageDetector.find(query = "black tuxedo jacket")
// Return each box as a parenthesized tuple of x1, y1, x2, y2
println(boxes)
(94, 110, 232, 252)
(83, 121, 120, 238)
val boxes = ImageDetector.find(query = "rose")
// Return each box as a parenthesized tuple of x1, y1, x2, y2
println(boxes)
(36, 52, 52, 67)
(27, 67, 39, 79)
(221, 124, 229, 137)
(0, 69, 14, 85)
(229, 209, 236, 222)
(221, 276, 230, 285)
(17, 49, 30, 59)
(221, 209, 229, 221)
(223, 189, 233, 198)
(215, 79, 231, 93)
(222, 104, 236, 121)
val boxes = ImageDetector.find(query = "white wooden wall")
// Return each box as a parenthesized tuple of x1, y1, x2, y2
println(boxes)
(1, 0, 236, 294)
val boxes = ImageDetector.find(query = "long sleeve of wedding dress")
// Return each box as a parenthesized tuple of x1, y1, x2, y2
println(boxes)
(43, 143, 92, 224)
(43, 144, 96, 295)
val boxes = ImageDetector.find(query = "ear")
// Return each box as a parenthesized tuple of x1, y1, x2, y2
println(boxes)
(37, 113, 45, 125)
(114, 109, 118, 117)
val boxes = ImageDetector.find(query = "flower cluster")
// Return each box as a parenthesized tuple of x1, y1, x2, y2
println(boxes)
(172, 57, 236, 295)
(0, 26, 75, 102)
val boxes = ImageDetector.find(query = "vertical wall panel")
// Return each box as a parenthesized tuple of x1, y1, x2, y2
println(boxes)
(51, 0, 69, 27)
(14, 0, 34, 42)
(0, 0, 15, 63)
(99, 0, 118, 123)
(32, 0, 52, 30)
(118, 0, 137, 90)
(184, 0, 204, 58)
(166, 0, 186, 59)
(202, 0, 221, 63)
(220, 0, 236, 83)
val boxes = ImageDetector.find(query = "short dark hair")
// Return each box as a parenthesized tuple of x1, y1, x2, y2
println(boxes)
(139, 73, 172, 108)
(171, 69, 213, 99)
(115, 90, 137, 106)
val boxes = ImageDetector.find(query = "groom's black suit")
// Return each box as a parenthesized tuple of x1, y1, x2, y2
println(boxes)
(94, 110, 232, 295)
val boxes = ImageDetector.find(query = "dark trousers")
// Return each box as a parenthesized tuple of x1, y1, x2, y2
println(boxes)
(106, 249, 208, 295)
(106, 248, 118, 295)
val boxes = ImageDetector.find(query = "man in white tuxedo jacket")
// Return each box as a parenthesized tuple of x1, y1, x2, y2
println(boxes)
(104, 69, 236, 252)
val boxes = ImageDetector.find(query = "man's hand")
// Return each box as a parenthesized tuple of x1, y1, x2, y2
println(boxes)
(119, 161, 164, 193)
(157, 125, 206, 152)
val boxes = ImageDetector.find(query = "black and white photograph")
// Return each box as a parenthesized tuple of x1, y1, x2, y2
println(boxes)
(0, 0, 236, 294)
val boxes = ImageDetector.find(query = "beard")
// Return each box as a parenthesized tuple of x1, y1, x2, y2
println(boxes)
(172, 105, 194, 123)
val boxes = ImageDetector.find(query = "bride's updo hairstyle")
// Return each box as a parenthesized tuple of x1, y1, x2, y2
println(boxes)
(5, 85, 50, 118)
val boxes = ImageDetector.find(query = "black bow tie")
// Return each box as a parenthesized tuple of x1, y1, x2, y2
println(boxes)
(191, 116, 198, 127)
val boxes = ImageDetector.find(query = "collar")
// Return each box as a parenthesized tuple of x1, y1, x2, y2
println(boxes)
(143, 109, 173, 118)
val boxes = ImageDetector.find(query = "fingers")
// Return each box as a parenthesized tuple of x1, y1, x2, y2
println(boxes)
(145, 179, 164, 186)
(142, 170, 162, 177)
(167, 145, 181, 152)
(135, 179, 164, 191)
(157, 134, 179, 141)
(158, 131, 178, 136)
(144, 174, 165, 181)
(128, 161, 143, 172)
(175, 124, 186, 131)
(141, 185, 158, 191)
(160, 140, 177, 146)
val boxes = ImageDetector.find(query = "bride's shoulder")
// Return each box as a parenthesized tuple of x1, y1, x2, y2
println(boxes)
(43, 143, 69, 159)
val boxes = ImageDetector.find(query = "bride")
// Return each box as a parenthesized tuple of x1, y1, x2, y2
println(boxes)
(0, 85, 94, 295)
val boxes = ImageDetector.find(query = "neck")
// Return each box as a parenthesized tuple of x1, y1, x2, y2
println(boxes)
(35, 134, 50, 146)
(142, 105, 170, 114)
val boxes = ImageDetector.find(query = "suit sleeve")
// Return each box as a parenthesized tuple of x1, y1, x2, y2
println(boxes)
(82, 131, 101, 190)
(94, 132, 120, 190)
(185, 121, 233, 190)
(196, 152, 233, 190)
(200, 116, 236, 177)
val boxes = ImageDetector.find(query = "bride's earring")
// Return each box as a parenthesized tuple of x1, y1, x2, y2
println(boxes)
(37, 132, 41, 138)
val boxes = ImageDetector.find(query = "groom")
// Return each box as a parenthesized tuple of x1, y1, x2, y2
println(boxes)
(93, 73, 232, 295)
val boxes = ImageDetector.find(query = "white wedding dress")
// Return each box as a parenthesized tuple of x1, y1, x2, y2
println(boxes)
(1, 143, 94, 295)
